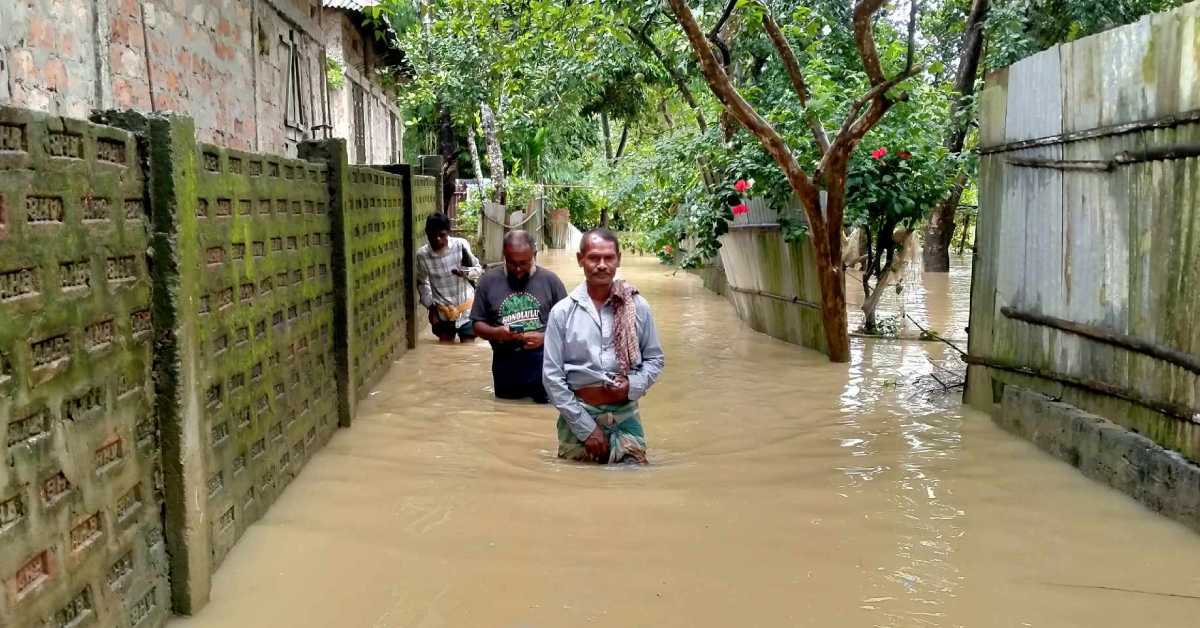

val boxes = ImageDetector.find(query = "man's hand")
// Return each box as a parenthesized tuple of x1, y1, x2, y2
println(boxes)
(450, 267, 465, 278)
(583, 427, 609, 462)
(427, 307, 439, 326)
(605, 374, 630, 399)
(521, 331, 545, 350)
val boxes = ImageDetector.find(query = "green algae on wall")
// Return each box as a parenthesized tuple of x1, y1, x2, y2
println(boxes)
(345, 166, 409, 401)
(188, 142, 341, 573)
(717, 227, 828, 355)
(0, 106, 427, 623)
(967, 2, 1200, 494)
(0, 107, 170, 628)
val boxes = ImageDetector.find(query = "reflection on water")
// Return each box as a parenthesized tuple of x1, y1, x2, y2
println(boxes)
(173, 252, 1200, 628)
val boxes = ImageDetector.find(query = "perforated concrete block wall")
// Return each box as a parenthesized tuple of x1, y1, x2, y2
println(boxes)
(190, 144, 339, 571)
(346, 167, 406, 399)
(0, 107, 169, 628)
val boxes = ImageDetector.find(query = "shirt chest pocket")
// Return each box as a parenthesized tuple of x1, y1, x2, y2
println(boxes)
(563, 317, 599, 359)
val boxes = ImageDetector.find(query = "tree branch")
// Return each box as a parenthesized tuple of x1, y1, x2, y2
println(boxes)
(853, 0, 889, 85)
(666, 0, 826, 237)
(946, 0, 989, 153)
(759, 6, 830, 153)
(707, 0, 738, 67)
(708, 0, 738, 41)
(905, 0, 920, 73)
(818, 66, 922, 177)
(632, 24, 709, 132)
(613, 120, 630, 164)
(601, 112, 613, 163)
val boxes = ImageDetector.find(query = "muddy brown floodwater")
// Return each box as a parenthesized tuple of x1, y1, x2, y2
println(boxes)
(172, 252, 1200, 628)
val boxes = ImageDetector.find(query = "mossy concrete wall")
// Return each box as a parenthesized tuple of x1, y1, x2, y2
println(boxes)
(997, 386, 1200, 532)
(0, 107, 169, 628)
(1, 105, 420, 624)
(717, 226, 828, 355)
(968, 2, 1200, 526)
(345, 166, 407, 400)
(188, 141, 341, 576)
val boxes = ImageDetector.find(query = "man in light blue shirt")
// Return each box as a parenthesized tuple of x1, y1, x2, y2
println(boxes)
(543, 228, 665, 464)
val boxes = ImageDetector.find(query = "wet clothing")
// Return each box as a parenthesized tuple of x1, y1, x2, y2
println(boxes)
(557, 401, 647, 464)
(470, 266, 567, 401)
(543, 282, 665, 446)
(416, 237, 482, 331)
(432, 319, 475, 342)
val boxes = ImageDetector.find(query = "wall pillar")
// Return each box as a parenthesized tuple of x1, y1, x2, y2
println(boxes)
(102, 111, 212, 614)
(298, 139, 355, 427)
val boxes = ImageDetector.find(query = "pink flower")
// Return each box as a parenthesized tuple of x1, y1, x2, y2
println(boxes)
(731, 203, 750, 216)
(899, 150, 912, 160)
(663, 244, 673, 254)
(734, 179, 750, 193)
(871, 147, 888, 160)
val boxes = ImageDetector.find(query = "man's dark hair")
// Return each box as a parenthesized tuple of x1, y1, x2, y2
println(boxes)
(579, 227, 620, 255)
(424, 212, 451, 235)
(503, 229, 537, 250)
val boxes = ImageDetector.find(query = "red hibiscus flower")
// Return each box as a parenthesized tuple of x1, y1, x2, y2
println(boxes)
(899, 150, 912, 160)
(871, 147, 888, 160)
(731, 203, 750, 216)
(734, 179, 750, 193)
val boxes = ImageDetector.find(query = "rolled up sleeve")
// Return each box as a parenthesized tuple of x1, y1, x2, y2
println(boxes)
(415, 255, 433, 309)
(462, 241, 484, 281)
(627, 296, 664, 401)
(543, 306, 597, 441)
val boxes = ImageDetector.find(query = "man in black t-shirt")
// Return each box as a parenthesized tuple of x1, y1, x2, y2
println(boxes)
(471, 230, 568, 403)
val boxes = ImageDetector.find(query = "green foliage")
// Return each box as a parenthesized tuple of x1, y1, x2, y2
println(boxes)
(847, 148, 948, 234)
(326, 57, 346, 91)
(457, 189, 484, 235)
(986, 0, 1189, 68)
(554, 187, 602, 230)
(505, 176, 540, 214)
(847, 91, 956, 234)
(603, 126, 730, 268)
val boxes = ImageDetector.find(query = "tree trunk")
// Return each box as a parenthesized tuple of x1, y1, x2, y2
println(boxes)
(437, 104, 458, 215)
(600, 206, 609, 228)
(922, 0, 990, 271)
(601, 112, 613, 163)
(923, 173, 967, 271)
(613, 121, 629, 164)
(860, 227, 910, 333)
(815, 261, 850, 363)
(659, 97, 674, 128)
(480, 102, 505, 204)
(466, 118, 484, 181)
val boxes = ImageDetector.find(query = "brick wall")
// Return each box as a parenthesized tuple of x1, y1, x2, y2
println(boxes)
(322, 9, 405, 165)
(2, 0, 330, 157)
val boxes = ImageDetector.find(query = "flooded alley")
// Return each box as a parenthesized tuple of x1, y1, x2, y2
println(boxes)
(171, 253, 1200, 628)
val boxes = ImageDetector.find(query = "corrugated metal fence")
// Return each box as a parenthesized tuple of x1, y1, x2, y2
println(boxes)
(967, 2, 1200, 461)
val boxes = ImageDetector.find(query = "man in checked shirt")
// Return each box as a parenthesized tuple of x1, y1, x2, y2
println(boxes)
(415, 213, 483, 342)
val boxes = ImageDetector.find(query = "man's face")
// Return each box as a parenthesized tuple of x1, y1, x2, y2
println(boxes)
(427, 229, 449, 251)
(577, 236, 620, 287)
(504, 244, 535, 281)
